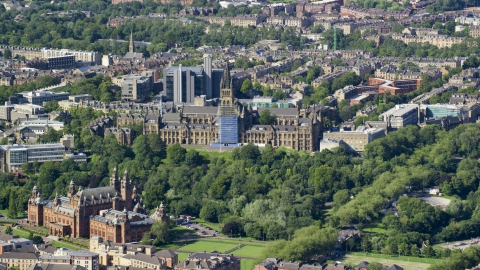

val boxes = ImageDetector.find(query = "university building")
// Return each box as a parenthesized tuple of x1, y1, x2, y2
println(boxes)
(27, 168, 168, 243)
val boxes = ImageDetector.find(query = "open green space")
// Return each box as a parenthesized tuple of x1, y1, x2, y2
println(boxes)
(12, 229, 30, 238)
(194, 218, 223, 232)
(362, 222, 390, 234)
(157, 242, 187, 250)
(341, 252, 442, 270)
(232, 245, 265, 258)
(172, 226, 196, 235)
(0, 209, 26, 219)
(177, 252, 189, 262)
(178, 240, 239, 253)
(200, 238, 269, 246)
(242, 259, 257, 270)
(51, 241, 81, 250)
(182, 146, 233, 160)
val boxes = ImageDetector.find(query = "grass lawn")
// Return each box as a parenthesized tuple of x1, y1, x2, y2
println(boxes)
(242, 259, 258, 270)
(12, 229, 30, 238)
(194, 219, 222, 232)
(362, 223, 389, 234)
(51, 241, 81, 250)
(172, 226, 196, 235)
(200, 238, 268, 247)
(157, 242, 187, 250)
(0, 210, 25, 219)
(275, 147, 311, 156)
(232, 245, 265, 258)
(178, 240, 239, 253)
(177, 252, 189, 262)
(182, 146, 233, 160)
(342, 252, 442, 270)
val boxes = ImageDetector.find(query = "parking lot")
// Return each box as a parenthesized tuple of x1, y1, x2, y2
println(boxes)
(420, 196, 451, 210)
(183, 222, 219, 237)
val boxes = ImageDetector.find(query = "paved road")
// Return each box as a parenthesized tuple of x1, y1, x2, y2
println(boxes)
(420, 196, 450, 208)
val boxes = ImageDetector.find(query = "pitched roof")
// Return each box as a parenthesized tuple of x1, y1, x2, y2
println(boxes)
(123, 253, 164, 265)
(0, 252, 38, 259)
(386, 265, 403, 270)
(155, 249, 177, 258)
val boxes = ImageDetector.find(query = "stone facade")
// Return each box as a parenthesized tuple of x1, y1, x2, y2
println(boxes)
(27, 168, 167, 243)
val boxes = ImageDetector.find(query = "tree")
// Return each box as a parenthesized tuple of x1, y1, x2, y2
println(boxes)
(445, 198, 472, 220)
(222, 221, 241, 236)
(462, 55, 480, 69)
(4, 226, 12, 234)
(258, 109, 276, 125)
(272, 89, 287, 100)
(44, 101, 61, 113)
(333, 189, 350, 209)
(0, 137, 8, 145)
(367, 262, 385, 270)
(167, 143, 186, 164)
(306, 66, 321, 84)
(240, 78, 252, 94)
(150, 221, 170, 245)
(200, 202, 218, 222)
(411, 245, 419, 257)
(3, 49, 11, 59)
(140, 232, 152, 245)
(7, 190, 17, 218)
(32, 236, 44, 244)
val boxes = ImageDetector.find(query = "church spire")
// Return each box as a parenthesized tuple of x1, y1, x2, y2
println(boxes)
(129, 30, 134, 53)
(220, 62, 231, 90)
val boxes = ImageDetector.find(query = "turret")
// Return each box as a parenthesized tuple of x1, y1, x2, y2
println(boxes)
(31, 186, 38, 199)
(68, 180, 76, 197)
(110, 166, 120, 191)
(121, 169, 133, 210)
(53, 192, 61, 207)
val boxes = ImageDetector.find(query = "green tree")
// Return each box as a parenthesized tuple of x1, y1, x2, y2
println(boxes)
(222, 221, 241, 236)
(4, 226, 12, 234)
(3, 49, 11, 59)
(44, 101, 61, 113)
(240, 78, 252, 94)
(367, 262, 384, 270)
(200, 202, 218, 222)
(7, 190, 17, 218)
(167, 143, 187, 164)
(258, 109, 276, 125)
(150, 221, 171, 245)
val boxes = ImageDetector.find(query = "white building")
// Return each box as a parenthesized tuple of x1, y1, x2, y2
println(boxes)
(380, 104, 419, 129)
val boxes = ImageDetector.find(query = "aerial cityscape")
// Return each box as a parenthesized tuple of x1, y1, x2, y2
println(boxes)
(0, 0, 480, 269)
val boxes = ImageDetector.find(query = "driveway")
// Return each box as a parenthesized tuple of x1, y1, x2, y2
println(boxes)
(421, 196, 450, 209)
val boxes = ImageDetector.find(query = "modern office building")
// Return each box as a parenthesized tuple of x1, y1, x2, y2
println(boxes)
(204, 54, 212, 98)
(163, 65, 205, 103)
(0, 143, 66, 172)
(120, 74, 153, 102)
(163, 57, 224, 103)
(17, 88, 70, 105)
(42, 48, 100, 64)
(323, 126, 385, 152)
(420, 104, 467, 120)
(47, 55, 75, 69)
(380, 104, 419, 129)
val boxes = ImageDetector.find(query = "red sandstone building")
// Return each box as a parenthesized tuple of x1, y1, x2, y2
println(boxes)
(28, 167, 168, 243)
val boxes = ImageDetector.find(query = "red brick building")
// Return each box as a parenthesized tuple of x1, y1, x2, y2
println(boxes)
(27, 167, 167, 243)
